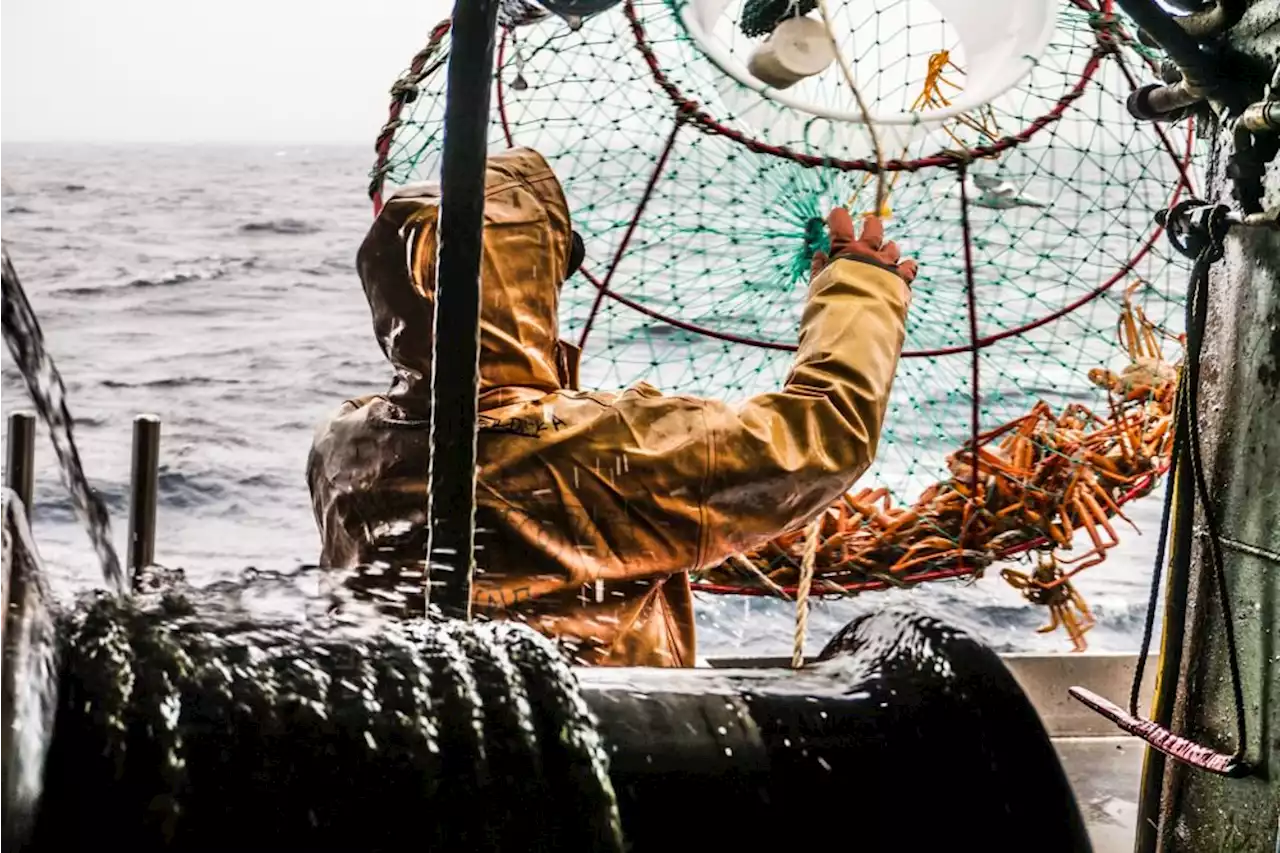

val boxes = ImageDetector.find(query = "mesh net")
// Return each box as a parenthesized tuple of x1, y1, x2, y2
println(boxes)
(369, 0, 1204, 647)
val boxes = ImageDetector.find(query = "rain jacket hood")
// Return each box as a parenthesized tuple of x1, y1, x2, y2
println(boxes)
(310, 147, 910, 668)
(361, 147, 580, 414)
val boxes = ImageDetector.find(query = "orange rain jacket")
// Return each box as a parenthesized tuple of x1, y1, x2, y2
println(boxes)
(308, 147, 910, 667)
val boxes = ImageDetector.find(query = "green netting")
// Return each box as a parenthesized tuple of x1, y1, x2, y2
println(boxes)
(369, 0, 1205, 609)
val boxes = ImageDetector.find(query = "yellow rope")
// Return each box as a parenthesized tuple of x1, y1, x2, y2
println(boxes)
(791, 518, 821, 669)
(814, 0, 886, 216)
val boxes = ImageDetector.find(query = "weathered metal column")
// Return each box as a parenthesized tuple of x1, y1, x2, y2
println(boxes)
(425, 0, 500, 621)
(127, 415, 161, 581)
(5, 412, 36, 511)
(1136, 4, 1280, 849)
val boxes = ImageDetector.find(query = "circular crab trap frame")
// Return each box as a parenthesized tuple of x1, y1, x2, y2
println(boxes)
(370, 0, 1204, 650)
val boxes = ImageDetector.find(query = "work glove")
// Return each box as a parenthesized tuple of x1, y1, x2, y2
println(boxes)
(810, 208, 918, 288)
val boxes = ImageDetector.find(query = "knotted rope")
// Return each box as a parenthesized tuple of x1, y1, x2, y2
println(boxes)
(791, 517, 822, 668)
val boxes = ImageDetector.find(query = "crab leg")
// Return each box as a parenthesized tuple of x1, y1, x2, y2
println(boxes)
(1057, 504, 1076, 542)
(1037, 606, 1062, 635)
(1087, 479, 1138, 532)
(1062, 608, 1088, 652)
(1141, 323, 1163, 361)
(888, 536, 960, 573)
(1081, 492, 1120, 548)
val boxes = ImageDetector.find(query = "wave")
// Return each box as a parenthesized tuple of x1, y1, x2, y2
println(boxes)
(239, 218, 321, 236)
(25, 466, 275, 519)
(30, 482, 129, 522)
(101, 376, 244, 390)
(126, 268, 227, 289)
(56, 261, 245, 295)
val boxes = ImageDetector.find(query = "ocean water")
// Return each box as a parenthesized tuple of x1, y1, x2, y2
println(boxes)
(1, 142, 1168, 658)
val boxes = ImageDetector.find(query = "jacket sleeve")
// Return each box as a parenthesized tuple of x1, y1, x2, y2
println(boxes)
(693, 257, 909, 567)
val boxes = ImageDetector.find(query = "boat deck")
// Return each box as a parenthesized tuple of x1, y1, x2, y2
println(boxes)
(1005, 653, 1152, 853)
(1056, 736, 1143, 853)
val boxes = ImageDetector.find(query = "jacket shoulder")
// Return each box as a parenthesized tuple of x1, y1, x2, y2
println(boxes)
(385, 181, 440, 203)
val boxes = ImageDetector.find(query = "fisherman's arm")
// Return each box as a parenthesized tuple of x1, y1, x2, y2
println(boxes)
(694, 212, 913, 565)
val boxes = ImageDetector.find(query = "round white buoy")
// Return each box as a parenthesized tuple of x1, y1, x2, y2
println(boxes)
(745, 16, 836, 90)
(681, 0, 1059, 161)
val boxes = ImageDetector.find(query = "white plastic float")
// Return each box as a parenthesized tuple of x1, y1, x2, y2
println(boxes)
(677, 0, 1059, 162)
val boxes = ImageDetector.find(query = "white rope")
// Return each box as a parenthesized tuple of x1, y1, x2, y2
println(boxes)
(730, 552, 793, 600)
(814, 0, 887, 213)
(791, 518, 821, 668)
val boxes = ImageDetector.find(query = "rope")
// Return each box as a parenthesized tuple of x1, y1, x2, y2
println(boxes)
(812, 0, 886, 213)
(369, 19, 453, 213)
(791, 518, 821, 668)
(958, 161, 981, 548)
(1129, 404, 1183, 716)
(1130, 202, 1248, 766)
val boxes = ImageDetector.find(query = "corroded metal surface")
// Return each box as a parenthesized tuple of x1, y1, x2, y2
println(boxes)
(1153, 4, 1280, 848)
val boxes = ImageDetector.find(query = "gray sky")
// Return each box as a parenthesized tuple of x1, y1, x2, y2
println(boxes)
(3, 0, 454, 143)
(1, 0, 1170, 148)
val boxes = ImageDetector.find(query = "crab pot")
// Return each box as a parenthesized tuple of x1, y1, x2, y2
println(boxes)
(3, 506, 1090, 852)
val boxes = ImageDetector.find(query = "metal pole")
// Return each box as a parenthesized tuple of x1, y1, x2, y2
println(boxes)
(1112, 0, 1218, 92)
(5, 411, 36, 511)
(424, 0, 499, 621)
(127, 415, 160, 581)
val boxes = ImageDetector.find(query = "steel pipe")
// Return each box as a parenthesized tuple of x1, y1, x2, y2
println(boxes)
(1115, 0, 1217, 80)
(127, 415, 161, 579)
(425, 0, 500, 621)
(1128, 80, 1207, 122)
(1241, 100, 1280, 134)
(1169, 0, 1246, 40)
(5, 412, 36, 512)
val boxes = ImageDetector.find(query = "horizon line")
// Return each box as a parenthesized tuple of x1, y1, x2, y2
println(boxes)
(1, 138, 376, 147)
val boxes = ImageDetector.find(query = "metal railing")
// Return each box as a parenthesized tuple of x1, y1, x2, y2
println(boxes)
(4, 411, 162, 588)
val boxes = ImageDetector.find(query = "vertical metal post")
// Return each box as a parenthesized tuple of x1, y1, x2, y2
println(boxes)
(4, 412, 36, 511)
(127, 415, 160, 580)
(425, 0, 500, 621)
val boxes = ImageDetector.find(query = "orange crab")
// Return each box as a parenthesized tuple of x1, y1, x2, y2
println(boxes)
(1002, 553, 1096, 652)
(1088, 280, 1182, 407)
(699, 286, 1181, 652)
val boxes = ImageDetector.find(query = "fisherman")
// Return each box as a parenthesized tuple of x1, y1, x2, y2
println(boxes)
(308, 147, 916, 667)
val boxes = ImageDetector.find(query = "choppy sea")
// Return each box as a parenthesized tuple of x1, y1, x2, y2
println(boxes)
(1, 142, 1166, 658)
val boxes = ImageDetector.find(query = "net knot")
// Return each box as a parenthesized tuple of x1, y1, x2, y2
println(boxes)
(1086, 10, 1152, 58)
(940, 148, 976, 170)
(389, 79, 420, 103)
(1086, 11, 1119, 37)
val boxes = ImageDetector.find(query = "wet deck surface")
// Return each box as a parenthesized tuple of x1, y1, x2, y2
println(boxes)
(1002, 653, 1148, 851)
(1054, 736, 1143, 852)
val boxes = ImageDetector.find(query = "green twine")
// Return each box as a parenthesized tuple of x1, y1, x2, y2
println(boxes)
(739, 0, 818, 37)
